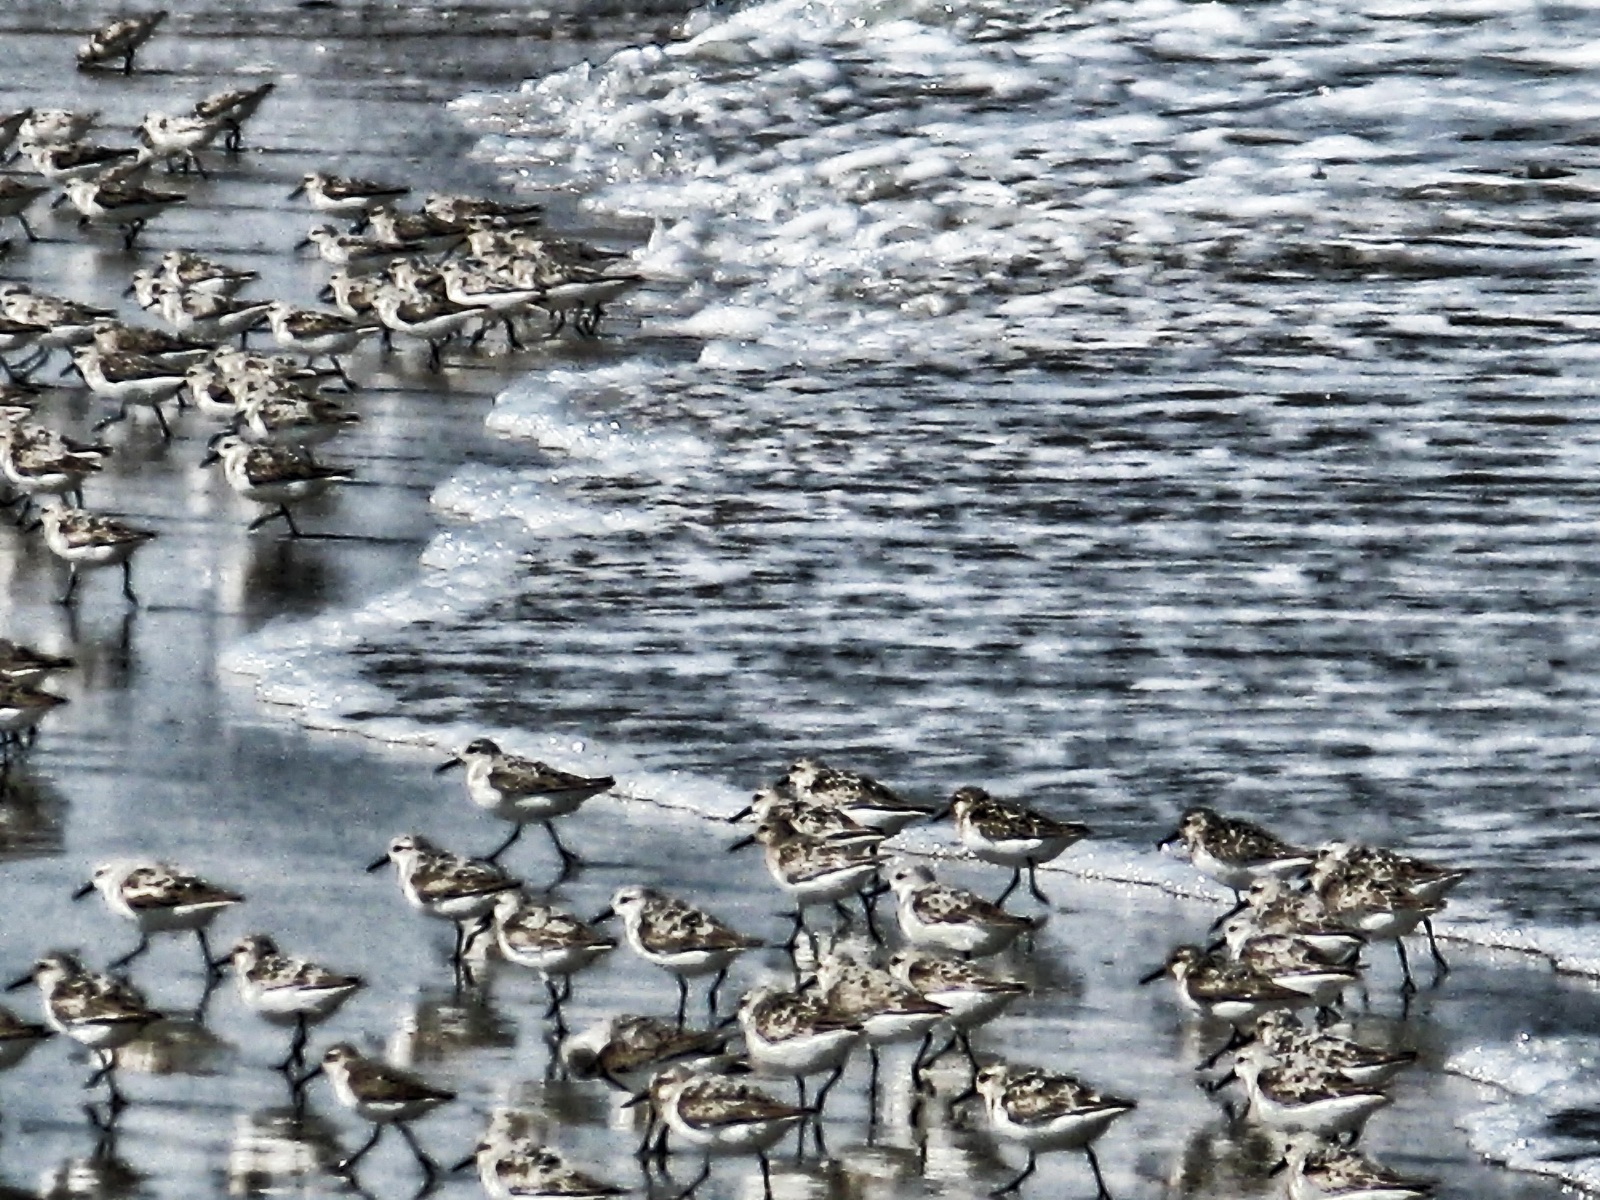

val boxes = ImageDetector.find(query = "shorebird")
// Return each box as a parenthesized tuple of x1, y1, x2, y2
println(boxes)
(974, 1062, 1136, 1198)
(731, 820, 880, 951)
(0, 679, 67, 755)
(648, 1064, 808, 1199)
(371, 286, 486, 371)
(75, 347, 189, 438)
(235, 389, 360, 448)
(0, 180, 49, 243)
(0, 1002, 52, 1073)
(423, 193, 544, 228)
(944, 786, 1090, 905)
(1139, 944, 1311, 1067)
(366, 833, 521, 964)
(136, 112, 224, 177)
(490, 892, 616, 1033)
(63, 178, 186, 251)
(1225, 1042, 1390, 1141)
(811, 948, 948, 1095)
(6, 952, 162, 1116)
(887, 949, 1028, 1092)
(436, 737, 614, 870)
(201, 434, 354, 537)
(157, 248, 259, 297)
(24, 141, 142, 185)
(291, 172, 411, 223)
(226, 934, 363, 1073)
(77, 12, 168, 74)
(560, 1014, 729, 1095)
(1158, 807, 1312, 907)
(735, 983, 861, 1119)
(595, 887, 762, 1025)
(37, 506, 157, 605)
(19, 109, 98, 147)
(457, 1138, 625, 1200)
(302, 1043, 455, 1183)
(884, 862, 1038, 957)
(1277, 1132, 1434, 1200)
(157, 289, 272, 344)
(75, 859, 245, 972)
(783, 757, 932, 833)
(194, 82, 275, 152)
(1, 430, 103, 512)
(264, 303, 376, 386)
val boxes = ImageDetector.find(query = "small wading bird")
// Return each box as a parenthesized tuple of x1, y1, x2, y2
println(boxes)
(298, 1043, 455, 1183)
(74, 859, 245, 973)
(436, 737, 614, 871)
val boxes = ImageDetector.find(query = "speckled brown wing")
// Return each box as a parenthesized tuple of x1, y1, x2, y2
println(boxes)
(636, 899, 760, 955)
(121, 865, 242, 910)
(488, 757, 612, 796)
(911, 885, 1034, 930)
(1000, 1070, 1125, 1124)
(969, 797, 1087, 843)
(1211, 819, 1307, 867)
(346, 1057, 456, 1104)
(409, 854, 517, 902)
(676, 1078, 806, 1128)
(598, 1018, 720, 1074)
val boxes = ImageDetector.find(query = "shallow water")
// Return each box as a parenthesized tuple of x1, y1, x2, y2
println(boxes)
(1, 0, 1598, 1195)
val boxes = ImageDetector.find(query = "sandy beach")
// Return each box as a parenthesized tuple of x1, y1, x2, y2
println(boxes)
(0, 2, 1591, 1199)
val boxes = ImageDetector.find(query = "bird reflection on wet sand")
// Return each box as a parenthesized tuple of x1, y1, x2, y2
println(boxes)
(38, 1129, 142, 1200)
(227, 1106, 343, 1196)
(386, 986, 515, 1068)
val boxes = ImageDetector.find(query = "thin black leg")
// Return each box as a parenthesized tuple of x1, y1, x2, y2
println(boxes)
(338, 1124, 384, 1173)
(121, 560, 138, 604)
(673, 1158, 711, 1200)
(675, 976, 689, 1028)
(545, 822, 581, 878)
(1423, 917, 1450, 978)
(59, 564, 80, 607)
(1396, 938, 1416, 995)
(275, 1014, 308, 1074)
(1086, 1146, 1112, 1200)
(995, 868, 1021, 906)
(197, 927, 220, 975)
(993, 1152, 1036, 1195)
(110, 933, 150, 970)
(397, 1122, 438, 1183)
(758, 1153, 773, 1200)
(1026, 861, 1049, 905)
(707, 966, 728, 1018)
(484, 823, 522, 863)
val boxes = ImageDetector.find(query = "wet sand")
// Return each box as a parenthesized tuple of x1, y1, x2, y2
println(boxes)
(0, 3, 1587, 1199)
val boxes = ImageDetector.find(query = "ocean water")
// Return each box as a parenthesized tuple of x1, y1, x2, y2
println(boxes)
(218, 0, 1600, 1186)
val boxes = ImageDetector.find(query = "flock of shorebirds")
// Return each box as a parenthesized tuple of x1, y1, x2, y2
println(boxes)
(0, 709, 1467, 1200)
(0, 8, 647, 619)
(0, 11, 1475, 1200)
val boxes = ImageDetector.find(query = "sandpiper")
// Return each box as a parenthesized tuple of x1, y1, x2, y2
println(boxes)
(424, 193, 544, 228)
(728, 787, 886, 843)
(0, 679, 67, 752)
(812, 948, 947, 1091)
(91, 320, 212, 365)
(156, 288, 272, 344)
(734, 821, 881, 950)
(157, 249, 259, 297)
(37, 506, 157, 605)
(735, 983, 860, 1117)
(0, 180, 49, 243)
(23, 141, 141, 186)
(194, 83, 275, 152)
(1251, 1011, 1416, 1089)
(226, 934, 363, 1073)
(6, 952, 162, 1115)
(236, 388, 361, 449)
(975, 1062, 1136, 1198)
(885, 862, 1037, 957)
(1, 433, 102, 511)
(371, 286, 486, 372)
(1158, 807, 1313, 905)
(1278, 1132, 1434, 1200)
(560, 1014, 728, 1093)
(595, 887, 762, 1025)
(264, 303, 376, 387)
(75, 859, 244, 972)
(19, 109, 98, 147)
(136, 112, 223, 177)
(75, 347, 189, 438)
(77, 12, 167, 74)
(784, 757, 931, 833)
(1227, 1042, 1390, 1140)
(649, 1064, 807, 1200)
(63, 178, 186, 251)
(946, 786, 1090, 905)
(1138, 945, 1309, 1065)
(887, 949, 1028, 1090)
(304, 1043, 455, 1183)
(436, 737, 614, 870)
(490, 892, 615, 1033)
(201, 433, 354, 537)
(291, 172, 411, 223)
(366, 833, 521, 964)
(458, 1138, 626, 1200)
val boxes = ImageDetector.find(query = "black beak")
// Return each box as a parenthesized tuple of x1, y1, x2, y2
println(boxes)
(714, 1011, 739, 1029)
(199, 448, 219, 466)
(1267, 1156, 1288, 1177)
(448, 1152, 477, 1174)
(3, 972, 31, 992)
(1137, 966, 1166, 986)
(288, 182, 305, 198)
(1156, 827, 1182, 851)
(727, 804, 753, 823)
(590, 906, 616, 924)
(365, 854, 390, 873)
(795, 973, 818, 992)
(72, 881, 95, 900)
(293, 235, 312, 251)
(1203, 939, 1224, 955)
(726, 834, 755, 852)
(317, 283, 334, 302)
(928, 804, 953, 822)
(121, 281, 136, 298)
(434, 756, 462, 775)
(620, 1089, 650, 1109)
